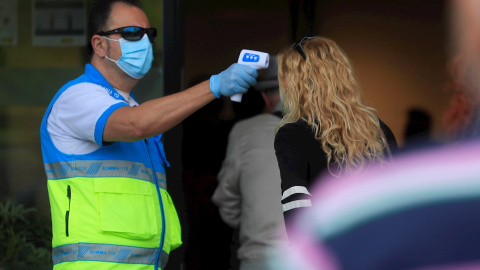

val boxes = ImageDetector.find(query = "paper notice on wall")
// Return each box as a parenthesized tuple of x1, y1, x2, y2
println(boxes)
(0, 0, 18, 46)
(32, 0, 86, 46)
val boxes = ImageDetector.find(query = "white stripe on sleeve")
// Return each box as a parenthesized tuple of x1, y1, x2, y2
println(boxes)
(282, 199, 312, 212)
(282, 186, 311, 200)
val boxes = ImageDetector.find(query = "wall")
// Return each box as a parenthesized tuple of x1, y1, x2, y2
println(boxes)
(184, 1, 292, 85)
(317, 0, 450, 144)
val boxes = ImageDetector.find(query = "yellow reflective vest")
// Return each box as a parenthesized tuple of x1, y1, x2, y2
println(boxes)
(40, 64, 182, 269)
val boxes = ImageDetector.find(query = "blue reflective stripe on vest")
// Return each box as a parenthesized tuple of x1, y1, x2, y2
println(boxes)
(45, 160, 167, 189)
(52, 243, 169, 268)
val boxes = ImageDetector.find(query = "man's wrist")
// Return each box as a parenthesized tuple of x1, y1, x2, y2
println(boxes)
(209, 75, 221, 98)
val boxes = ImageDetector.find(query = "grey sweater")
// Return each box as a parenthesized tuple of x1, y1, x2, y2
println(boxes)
(212, 113, 287, 261)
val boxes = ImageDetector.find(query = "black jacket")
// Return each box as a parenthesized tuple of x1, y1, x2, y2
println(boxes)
(274, 118, 398, 224)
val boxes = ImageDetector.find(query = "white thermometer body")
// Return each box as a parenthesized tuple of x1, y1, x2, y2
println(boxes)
(231, 49, 270, 102)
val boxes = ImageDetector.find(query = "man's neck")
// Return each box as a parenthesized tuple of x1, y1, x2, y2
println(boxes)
(263, 101, 282, 114)
(262, 106, 272, 114)
(91, 58, 137, 93)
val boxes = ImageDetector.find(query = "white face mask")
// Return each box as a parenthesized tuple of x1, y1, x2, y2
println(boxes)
(104, 34, 154, 79)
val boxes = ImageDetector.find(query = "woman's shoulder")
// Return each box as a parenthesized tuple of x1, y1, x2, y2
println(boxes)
(276, 119, 316, 143)
(378, 118, 394, 137)
(278, 119, 312, 132)
(378, 118, 399, 153)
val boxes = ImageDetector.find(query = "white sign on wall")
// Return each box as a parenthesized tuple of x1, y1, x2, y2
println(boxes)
(0, 0, 18, 46)
(32, 0, 86, 46)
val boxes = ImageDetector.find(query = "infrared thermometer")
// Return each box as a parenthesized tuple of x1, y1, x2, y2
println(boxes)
(231, 49, 270, 102)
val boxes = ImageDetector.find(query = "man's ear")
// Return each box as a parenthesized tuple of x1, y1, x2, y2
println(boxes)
(91, 35, 107, 57)
(260, 91, 270, 108)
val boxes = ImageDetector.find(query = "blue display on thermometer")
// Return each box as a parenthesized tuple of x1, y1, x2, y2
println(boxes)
(242, 53, 260, 63)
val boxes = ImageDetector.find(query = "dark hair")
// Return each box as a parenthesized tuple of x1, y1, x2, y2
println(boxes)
(263, 87, 279, 96)
(87, 0, 143, 55)
(405, 108, 432, 140)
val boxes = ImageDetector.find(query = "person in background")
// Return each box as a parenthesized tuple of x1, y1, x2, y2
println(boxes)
(402, 108, 439, 152)
(39, 0, 258, 269)
(443, 54, 480, 142)
(274, 37, 397, 231)
(212, 56, 287, 270)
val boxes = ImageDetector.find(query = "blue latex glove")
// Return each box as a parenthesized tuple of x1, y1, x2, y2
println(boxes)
(210, 64, 258, 98)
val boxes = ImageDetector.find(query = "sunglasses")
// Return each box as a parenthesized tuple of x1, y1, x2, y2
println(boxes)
(293, 36, 316, 60)
(97, 26, 157, 43)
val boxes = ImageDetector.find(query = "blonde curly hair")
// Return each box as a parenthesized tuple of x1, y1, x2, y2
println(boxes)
(277, 36, 387, 175)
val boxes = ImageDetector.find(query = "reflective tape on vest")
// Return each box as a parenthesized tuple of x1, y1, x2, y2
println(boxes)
(52, 242, 169, 268)
(45, 160, 167, 189)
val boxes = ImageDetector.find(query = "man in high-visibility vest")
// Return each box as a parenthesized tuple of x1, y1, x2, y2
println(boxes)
(40, 0, 258, 269)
